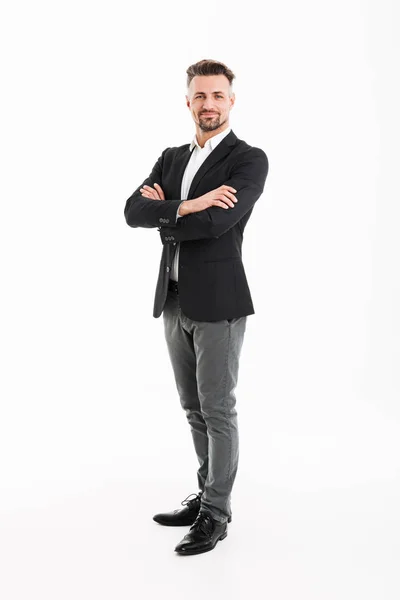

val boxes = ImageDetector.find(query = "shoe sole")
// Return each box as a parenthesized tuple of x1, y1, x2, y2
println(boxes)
(175, 531, 228, 555)
(154, 515, 232, 526)
(153, 519, 195, 526)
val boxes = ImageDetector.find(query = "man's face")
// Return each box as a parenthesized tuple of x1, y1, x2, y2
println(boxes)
(186, 75, 235, 132)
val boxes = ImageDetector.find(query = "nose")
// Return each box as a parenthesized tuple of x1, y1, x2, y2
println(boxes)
(202, 98, 215, 111)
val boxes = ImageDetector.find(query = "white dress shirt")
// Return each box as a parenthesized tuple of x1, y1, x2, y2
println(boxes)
(170, 126, 232, 281)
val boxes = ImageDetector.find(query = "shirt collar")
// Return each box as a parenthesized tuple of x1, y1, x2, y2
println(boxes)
(189, 127, 232, 152)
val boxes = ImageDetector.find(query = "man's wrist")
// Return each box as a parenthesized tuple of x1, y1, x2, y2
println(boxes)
(178, 200, 190, 216)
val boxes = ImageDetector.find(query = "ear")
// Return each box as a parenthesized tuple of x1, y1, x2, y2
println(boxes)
(230, 92, 236, 109)
(185, 95, 190, 109)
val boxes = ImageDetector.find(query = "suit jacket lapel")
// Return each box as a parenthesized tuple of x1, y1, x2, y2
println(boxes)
(173, 146, 194, 199)
(187, 130, 237, 200)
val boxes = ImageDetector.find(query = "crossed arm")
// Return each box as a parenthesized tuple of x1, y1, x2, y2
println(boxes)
(139, 182, 185, 225)
(124, 147, 269, 243)
(124, 148, 184, 229)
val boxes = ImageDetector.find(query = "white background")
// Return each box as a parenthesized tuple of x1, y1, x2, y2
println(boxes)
(0, 0, 399, 598)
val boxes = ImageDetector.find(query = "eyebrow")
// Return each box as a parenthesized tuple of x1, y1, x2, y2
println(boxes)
(194, 91, 225, 95)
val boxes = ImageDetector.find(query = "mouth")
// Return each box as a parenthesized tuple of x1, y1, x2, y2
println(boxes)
(201, 113, 218, 117)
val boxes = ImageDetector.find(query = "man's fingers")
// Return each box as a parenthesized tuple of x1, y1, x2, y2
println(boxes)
(141, 183, 165, 200)
(222, 191, 237, 202)
(140, 189, 159, 200)
(140, 188, 154, 198)
(216, 193, 237, 205)
(143, 185, 159, 199)
(154, 183, 165, 200)
(141, 185, 160, 200)
(141, 186, 153, 198)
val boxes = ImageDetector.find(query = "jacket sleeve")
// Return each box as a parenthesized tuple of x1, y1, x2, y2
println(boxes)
(124, 148, 184, 229)
(158, 149, 269, 244)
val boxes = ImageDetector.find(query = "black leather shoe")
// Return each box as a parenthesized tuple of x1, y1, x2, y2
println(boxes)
(153, 491, 204, 526)
(174, 511, 228, 555)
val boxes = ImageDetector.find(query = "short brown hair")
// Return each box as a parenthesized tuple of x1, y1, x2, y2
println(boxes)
(186, 59, 235, 91)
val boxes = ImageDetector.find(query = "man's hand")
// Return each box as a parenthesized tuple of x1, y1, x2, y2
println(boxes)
(140, 183, 165, 200)
(178, 185, 238, 216)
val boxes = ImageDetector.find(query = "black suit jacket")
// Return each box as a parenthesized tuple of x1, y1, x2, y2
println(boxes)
(124, 130, 269, 322)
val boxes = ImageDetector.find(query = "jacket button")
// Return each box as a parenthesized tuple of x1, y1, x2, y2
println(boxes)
(166, 267, 170, 272)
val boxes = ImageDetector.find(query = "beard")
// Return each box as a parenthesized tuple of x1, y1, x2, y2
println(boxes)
(198, 113, 227, 132)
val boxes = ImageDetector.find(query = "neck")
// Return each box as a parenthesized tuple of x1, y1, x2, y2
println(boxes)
(194, 123, 230, 148)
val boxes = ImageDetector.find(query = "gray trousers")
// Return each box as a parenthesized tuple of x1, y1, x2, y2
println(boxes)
(162, 286, 247, 523)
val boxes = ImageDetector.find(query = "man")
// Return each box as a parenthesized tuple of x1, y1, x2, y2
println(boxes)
(124, 59, 269, 555)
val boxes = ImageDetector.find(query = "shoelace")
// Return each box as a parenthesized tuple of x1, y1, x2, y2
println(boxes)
(181, 491, 203, 509)
(189, 511, 214, 536)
